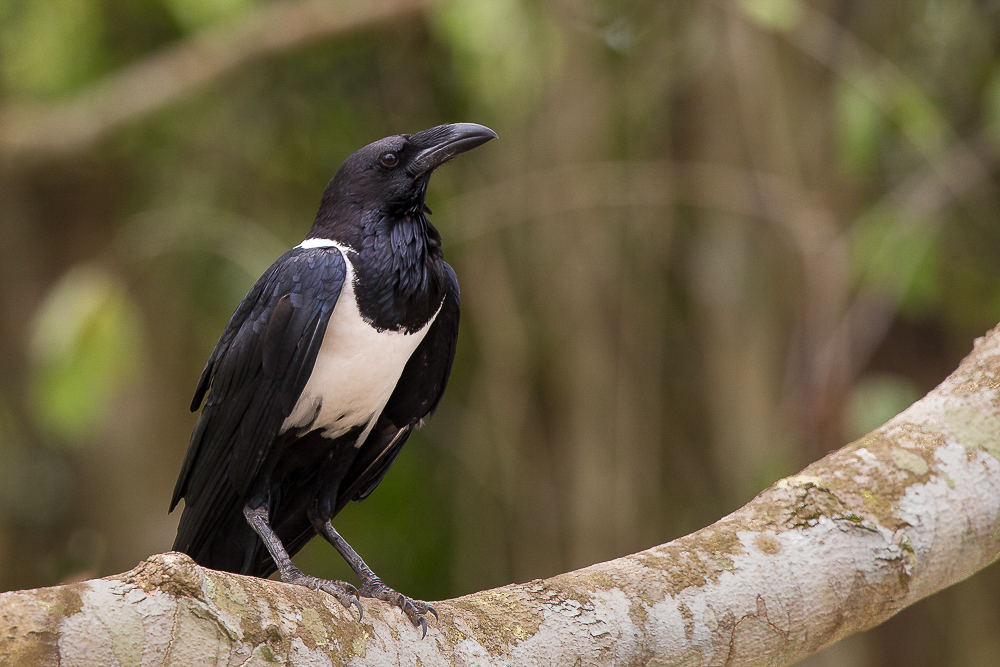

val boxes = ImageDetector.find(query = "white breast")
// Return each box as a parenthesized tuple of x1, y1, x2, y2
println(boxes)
(279, 239, 439, 445)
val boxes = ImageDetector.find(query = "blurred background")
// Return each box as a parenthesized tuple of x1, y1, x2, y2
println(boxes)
(1, 0, 999, 663)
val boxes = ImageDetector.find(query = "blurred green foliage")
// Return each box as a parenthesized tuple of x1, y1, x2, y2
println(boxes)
(739, 0, 802, 32)
(164, 0, 259, 30)
(28, 264, 144, 442)
(850, 210, 941, 314)
(836, 75, 884, 174)
(1, 1, 999, 665)
(844, 373, 922, 441)
(433, 0, 564, 112)
(0, 0, 103, 97)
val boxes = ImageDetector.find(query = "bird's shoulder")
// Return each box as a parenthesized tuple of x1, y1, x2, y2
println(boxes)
(189, 243, 348, 411)
(238, 243, 350, 327)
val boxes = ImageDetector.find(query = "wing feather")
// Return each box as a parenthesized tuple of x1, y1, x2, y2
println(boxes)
(170, 247, 346, 563)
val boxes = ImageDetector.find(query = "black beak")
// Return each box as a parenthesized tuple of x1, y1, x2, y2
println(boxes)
(408, 123, 497, 177)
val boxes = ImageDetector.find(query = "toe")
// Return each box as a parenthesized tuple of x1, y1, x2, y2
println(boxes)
(398, 597, 436, 637)
(355, 577, 436, 636)
(284, 573, 364, 621)
(318, 581, 361, 616)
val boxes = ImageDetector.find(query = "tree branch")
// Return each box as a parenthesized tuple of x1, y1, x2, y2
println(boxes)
(3, 324, 1000, 665)
(0, 0, 432, 159)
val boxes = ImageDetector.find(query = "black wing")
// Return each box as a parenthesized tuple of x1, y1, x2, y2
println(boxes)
(170, 246, 346, 563)
(338, 263, 461, 511)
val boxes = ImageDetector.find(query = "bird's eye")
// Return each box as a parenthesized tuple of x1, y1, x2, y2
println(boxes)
(380, 152, 399, 167)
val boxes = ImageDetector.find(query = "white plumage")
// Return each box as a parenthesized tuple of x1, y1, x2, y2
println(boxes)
(279, 238, 439, 446)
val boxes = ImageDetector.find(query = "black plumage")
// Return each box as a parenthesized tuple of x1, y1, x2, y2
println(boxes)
(169, 123, 496, 634)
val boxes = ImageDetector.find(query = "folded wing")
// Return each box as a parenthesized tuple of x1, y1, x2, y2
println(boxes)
(171, 247, 347, 568)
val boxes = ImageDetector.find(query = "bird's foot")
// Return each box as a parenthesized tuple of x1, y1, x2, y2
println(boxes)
(360, 576, 438, 638)
(281, 566, 363, 620)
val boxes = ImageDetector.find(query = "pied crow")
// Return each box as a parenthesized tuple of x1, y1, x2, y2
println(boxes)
(169, 123, 496, 635)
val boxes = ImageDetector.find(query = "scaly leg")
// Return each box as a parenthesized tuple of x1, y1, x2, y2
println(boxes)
(313, 519, 437, 637)
(243, 505, 363, 619)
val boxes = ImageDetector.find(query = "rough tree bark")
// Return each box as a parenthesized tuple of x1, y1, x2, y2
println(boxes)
(3, 324, 1000, 666)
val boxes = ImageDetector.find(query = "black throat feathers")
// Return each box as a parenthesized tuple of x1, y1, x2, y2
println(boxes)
(315, 209, 446, 334)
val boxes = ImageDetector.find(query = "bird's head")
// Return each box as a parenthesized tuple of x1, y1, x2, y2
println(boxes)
(311, 123, 497, 239)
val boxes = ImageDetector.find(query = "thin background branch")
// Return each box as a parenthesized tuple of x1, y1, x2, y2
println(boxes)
(0, 0, 434, 158)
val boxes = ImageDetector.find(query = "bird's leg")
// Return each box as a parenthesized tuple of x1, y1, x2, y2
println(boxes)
(313, 519, 437, 637)
(242, 504, 362, 619)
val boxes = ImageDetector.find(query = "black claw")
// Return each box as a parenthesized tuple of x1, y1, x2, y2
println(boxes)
(351, 596, 364, 621)
(427, 605, 438, 622)
(418, 616, 428, 639)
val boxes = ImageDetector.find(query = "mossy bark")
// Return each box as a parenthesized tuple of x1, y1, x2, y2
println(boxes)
(4, 325, 1000, 666)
